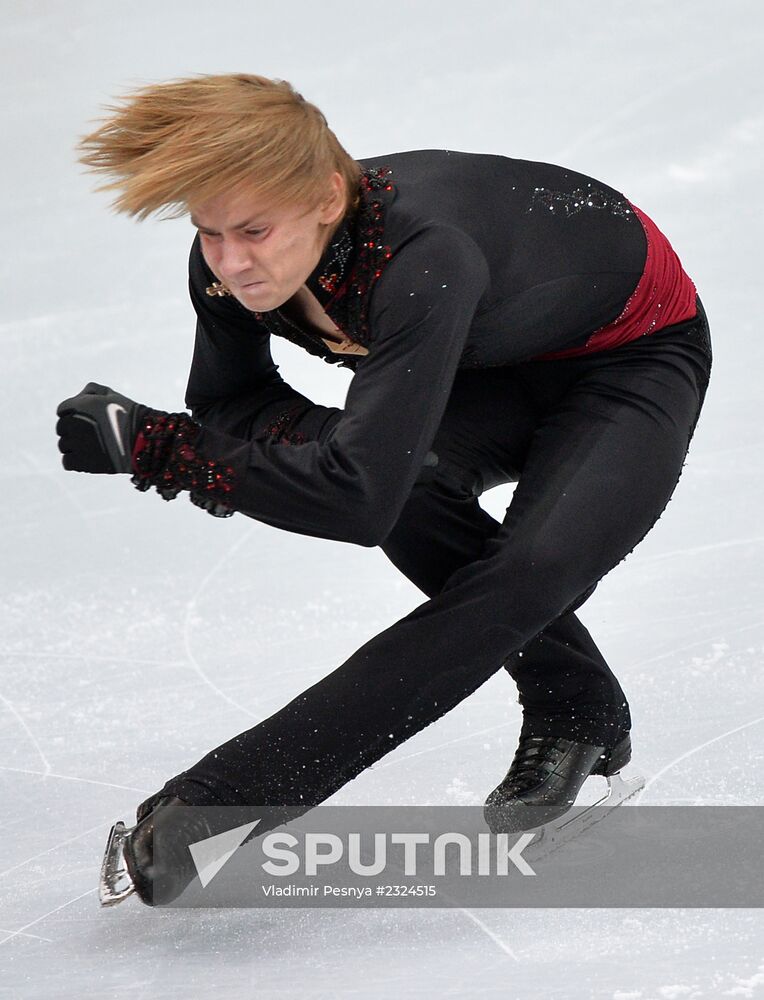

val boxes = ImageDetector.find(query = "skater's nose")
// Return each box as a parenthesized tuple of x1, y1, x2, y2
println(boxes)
(215, 235, 257, 283)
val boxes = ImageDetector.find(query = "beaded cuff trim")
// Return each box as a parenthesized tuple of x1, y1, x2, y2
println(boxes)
(131, 410, 236, 518)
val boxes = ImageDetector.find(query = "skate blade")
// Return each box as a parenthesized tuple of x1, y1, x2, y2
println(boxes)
(524, 770, 645, 863)
(99, 820, 137, 907)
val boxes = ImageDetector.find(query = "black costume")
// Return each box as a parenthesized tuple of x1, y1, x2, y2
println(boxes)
(135, 150, 712, 820)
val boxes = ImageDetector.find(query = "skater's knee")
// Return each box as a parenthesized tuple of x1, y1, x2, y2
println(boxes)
(443, 536, 588, 608)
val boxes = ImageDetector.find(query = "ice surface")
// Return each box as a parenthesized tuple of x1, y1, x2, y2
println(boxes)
(2, 1, 763, 997)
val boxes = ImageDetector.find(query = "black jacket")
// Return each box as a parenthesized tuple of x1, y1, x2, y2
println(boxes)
(184, 149, 646, 545)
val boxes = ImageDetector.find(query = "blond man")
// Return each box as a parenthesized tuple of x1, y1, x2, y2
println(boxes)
(56, 74, 712, 905)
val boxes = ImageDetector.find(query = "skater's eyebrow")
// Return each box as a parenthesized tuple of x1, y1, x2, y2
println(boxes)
(190, 216, 268, 233)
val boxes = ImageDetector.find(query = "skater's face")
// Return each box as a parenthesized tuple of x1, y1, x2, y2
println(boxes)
(189, 173, 346, 311)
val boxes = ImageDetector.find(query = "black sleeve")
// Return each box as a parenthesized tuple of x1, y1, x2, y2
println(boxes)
(188, 226, 490, 546)
(186, 236, 343, 445)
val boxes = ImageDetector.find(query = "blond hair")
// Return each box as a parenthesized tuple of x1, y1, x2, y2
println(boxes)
(77, 73, 363, 222)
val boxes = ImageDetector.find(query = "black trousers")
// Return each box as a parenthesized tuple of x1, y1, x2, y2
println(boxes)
(146, 297, 712, 817)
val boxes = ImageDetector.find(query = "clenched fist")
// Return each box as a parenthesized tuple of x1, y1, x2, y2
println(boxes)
(56, 382, 151, 474)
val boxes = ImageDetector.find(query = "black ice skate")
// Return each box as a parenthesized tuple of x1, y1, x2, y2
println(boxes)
(99, 795, 211, 907)
(483, 733, 644, 855)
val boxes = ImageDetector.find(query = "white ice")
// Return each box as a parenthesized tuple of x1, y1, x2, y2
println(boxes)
(2, 1, 763, 998)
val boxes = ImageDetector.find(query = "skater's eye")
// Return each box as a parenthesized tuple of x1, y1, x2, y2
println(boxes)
(196, 228, 268, 240)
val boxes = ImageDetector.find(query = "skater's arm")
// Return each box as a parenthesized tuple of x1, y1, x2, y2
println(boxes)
(186, 236, 343, 446)
(184, 226, 489, 545)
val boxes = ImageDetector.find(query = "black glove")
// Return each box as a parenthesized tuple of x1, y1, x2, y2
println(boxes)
(56, 382, 151, 474)
(57, 383, 236, 518)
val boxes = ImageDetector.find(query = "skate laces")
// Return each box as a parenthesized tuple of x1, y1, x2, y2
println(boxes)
(504, 734, 569, 790)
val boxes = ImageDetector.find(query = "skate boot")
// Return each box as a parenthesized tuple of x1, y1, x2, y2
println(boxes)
(483, 732, 632, 834)
(99, 795, 215, 906)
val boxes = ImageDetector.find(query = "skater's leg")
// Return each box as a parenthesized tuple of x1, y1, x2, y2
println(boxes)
(503, 614, 631, 744)
(378, 369, 631, 746)
(145, 302, 711, 820)
(380, 467, 631, 745)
